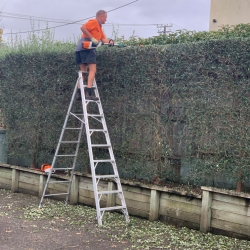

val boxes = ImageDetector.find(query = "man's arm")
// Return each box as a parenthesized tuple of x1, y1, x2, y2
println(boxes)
(81, 25, 99, 44)
(80, 25, 92, 39)
(80, 23, 113, 45)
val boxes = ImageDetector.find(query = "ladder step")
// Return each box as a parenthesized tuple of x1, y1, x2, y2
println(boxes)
(44, 193, 69, 197)
(96, 175, 118, 179)
(61, 141, 79, 143)
(93, 160, 114, 163)
(65, 127, 82, 130)
(85, 99, 100, 102)
(57, 154, 77, 157)
(100, 206, 126, 212)
(49, 180, 71, 184)
(91, 144, 111, 148)
(98, 190, 121, 195)
(53, 168, 73, 171)
(89, 129, 107, 132)
(70, 113, 84, 115)
(83, 85, 96, 89)
(87, 114, 103, 117)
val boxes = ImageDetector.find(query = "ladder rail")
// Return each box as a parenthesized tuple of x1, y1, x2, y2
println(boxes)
(78, 71, 103, 225)
(65, 119, 84, 205)
(92, 82, 117, 170)
(95, 80, 129, 221)
(82, 75, 129, 225)
(39, 79, 79, 208)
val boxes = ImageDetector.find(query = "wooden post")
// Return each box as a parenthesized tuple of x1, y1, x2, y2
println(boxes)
(11, 169, 19, 193)
(69, 175, 79, 205)
(200, 190, 212, 233)
(236, 171, 244, 192)
(149, 189, 160, 221)
(38, 174, 46, 198)
(107, 181, 116, 207)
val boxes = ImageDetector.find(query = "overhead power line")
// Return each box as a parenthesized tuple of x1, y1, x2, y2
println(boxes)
(0, 11, 186, 31)
(0, 12, 160, 27)
(0, 12, 169, 34)
(2, 0, 139, 35)
(0, 12, 75, 24)
(1, 12, 73, 23)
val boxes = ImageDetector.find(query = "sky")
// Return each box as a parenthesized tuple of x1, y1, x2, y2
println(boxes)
(0, 0, 211, 43)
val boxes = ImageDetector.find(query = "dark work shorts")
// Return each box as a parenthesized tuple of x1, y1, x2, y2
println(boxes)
(75, 49, 97, 64)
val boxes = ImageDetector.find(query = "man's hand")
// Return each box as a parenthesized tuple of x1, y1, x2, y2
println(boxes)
(109, 39, 115, 46)
(91, 37, 99, 45)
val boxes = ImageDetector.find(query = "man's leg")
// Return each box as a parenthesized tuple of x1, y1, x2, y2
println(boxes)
(76, 64, 87, 100)
(87, 64, 96, 88)
(78, 63, 88, 87)
(85, 64, 98, 100)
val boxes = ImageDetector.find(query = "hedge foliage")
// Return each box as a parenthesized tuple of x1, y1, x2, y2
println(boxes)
(125, 24, 250, 45)
(0, 36, 250, 185)
(0, 49, 76, 166)
(97, 39, 250, 185)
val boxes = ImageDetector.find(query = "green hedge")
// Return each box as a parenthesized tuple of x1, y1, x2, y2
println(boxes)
(0, 49, 77, 167)
(0, 38, 250, 185)
(124, 24, 250, 45)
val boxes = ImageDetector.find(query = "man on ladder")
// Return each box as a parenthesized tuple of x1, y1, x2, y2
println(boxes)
(75, 10, 114, 101)
(39, 9, 130, 226)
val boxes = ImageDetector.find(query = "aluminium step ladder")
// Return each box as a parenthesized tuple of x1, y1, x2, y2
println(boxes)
(38, 71, 130, 225)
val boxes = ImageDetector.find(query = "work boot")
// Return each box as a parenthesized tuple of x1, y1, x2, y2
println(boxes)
(76, 89, 82, 101)
(85, 87, 99, 101)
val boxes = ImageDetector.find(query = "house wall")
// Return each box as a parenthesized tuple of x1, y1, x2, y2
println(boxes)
(210, 0, 250, 31)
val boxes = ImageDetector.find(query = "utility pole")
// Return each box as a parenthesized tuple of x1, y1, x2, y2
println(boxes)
(157, 24, 173, 35)
(0, 29, 3, 44)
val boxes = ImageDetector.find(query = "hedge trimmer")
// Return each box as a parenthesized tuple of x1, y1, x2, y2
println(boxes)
(102, 42, 126, 48)
(82, 40, 126, 49)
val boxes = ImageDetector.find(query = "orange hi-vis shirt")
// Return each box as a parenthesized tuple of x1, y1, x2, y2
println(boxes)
(81, 19, 106, 41)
